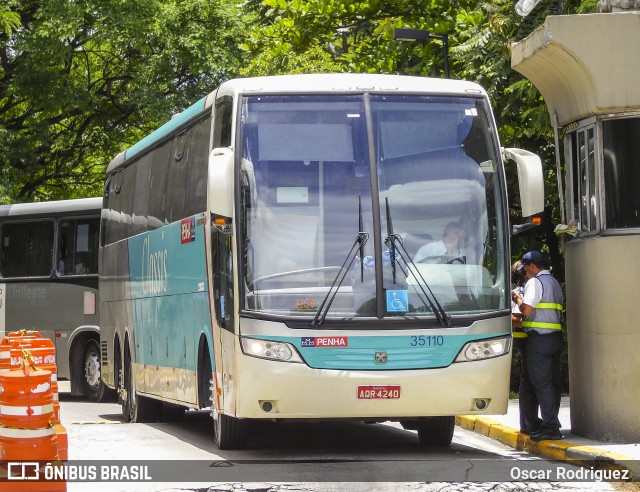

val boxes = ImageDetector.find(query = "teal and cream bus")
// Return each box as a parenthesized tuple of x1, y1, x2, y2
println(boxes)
(0, 197, 108, 401)
(99, 74, 543, 449)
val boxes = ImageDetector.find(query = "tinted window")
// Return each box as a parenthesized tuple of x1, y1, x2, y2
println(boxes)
(132, 153, 152, 235)
(58, 218, 100, 275)
(184, 116, 210, 217)
(1, 221, 54, 277)
(166, 114, 210, 222)
(148, 145, 170, 230)
(167, 130, 190, 221)
(603, 118, 640, 229)
(213, 96, 233, 148)
(102, 112, 211, 245)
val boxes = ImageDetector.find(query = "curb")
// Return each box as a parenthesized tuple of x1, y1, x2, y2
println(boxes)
(456, 415, 640, 481)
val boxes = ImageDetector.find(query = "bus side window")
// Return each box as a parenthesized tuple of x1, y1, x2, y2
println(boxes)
(0, 221, 54, 278)
(185, 115, 210, 217)
(58, 218, 100, 276)
(213, 96, 233, 148)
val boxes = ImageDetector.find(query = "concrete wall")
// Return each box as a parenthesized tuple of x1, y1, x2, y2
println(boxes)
(565, 235, 640, 442)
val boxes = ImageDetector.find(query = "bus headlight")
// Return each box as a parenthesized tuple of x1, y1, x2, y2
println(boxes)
(240, 338, 304, 363)
(454, 336, 511, 363)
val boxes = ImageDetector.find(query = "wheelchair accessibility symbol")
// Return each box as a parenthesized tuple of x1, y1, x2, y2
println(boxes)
(386, 290, 408, 313)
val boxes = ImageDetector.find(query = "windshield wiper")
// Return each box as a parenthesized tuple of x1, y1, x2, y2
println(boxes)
(384, 198, 451, 327)
(358, 195, 366, 282)
(312, 196, 369, 328)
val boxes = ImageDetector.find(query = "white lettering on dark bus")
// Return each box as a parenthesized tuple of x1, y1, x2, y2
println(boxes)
(141, 237, 168, 295)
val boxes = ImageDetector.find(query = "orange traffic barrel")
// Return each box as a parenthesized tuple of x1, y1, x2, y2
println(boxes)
(0, 340, 10, 374)
(0, 368, 54, 430)
(0, 425, 58, 461)
(0, 330, 41, 374)
(55, 423, 68, 461)
(9, 341, 59, 423)
(0, 352, 64, 491)
(1, 330, 42, 342)
(10, 338, 57, 374)
(52, 397, 61, 424)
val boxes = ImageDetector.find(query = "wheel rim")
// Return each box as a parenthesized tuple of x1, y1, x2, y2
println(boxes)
(84, 346, 101, 391)
(127, 364, 135, 420)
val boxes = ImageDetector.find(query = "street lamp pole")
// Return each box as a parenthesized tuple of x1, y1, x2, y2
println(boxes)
(394, 28, 450, 78)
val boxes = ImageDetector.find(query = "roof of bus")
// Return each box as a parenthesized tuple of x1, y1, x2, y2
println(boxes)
(215, 73, 488, 98)
(0, 197, 103, 219)
(107, 74, 489, 175)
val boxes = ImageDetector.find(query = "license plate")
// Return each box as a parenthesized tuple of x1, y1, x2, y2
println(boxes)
(357, 385, 401, 399)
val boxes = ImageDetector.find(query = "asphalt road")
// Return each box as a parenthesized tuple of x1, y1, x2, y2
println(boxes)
(56, 384, 631, 492)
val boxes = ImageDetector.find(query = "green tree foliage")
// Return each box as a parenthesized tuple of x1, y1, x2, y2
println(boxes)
(0, 0, 245, 202)
(241, 0, 480, 76)
(0, 8, 19, 37)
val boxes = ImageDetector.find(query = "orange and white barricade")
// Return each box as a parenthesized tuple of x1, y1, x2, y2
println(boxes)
(0, 330, 42, 374)
(0, 352, 66, 491)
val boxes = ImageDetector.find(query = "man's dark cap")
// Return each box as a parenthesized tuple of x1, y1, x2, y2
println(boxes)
(517, 250, 545, 270)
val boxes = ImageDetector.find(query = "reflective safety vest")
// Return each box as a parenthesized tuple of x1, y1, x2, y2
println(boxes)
(513, 327, 528, 339)
(522, 273, 564, 334)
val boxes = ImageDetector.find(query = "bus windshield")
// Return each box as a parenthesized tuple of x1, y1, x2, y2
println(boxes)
(239, 94, 507, 322)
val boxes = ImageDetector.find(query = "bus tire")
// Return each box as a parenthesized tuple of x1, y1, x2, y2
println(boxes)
(417, 416, 455, 446)
(122, 344, 161, 423)
(121, 344, 135, 422)
(214, 410, 248, 450)
(82, 339, 105, 402)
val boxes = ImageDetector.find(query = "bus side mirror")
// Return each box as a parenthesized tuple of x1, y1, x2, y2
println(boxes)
(512, 215, 543, 235)
(502, 147, 544, 234)
(503, 147, 544, 217)
(209, 148, 234, 217)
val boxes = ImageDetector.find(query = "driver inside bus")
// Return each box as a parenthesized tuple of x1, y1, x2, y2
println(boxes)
(414, 222, 465, 263)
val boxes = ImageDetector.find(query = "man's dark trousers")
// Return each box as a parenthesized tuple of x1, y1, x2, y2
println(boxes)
(517, 337, 541, 433)
(525, 331, 564, 433)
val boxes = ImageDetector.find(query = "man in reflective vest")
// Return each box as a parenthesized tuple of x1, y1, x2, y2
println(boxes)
(511, 260, 539, 435)
(512, 250, 564, 442)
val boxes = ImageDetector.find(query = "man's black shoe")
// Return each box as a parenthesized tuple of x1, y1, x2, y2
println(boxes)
(523, 427, 541, 436)
(529, 431, 562, 442)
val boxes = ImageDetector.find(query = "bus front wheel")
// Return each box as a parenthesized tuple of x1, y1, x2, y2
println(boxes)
(416, 416, 455, 446)
(213, 409, 248, 450)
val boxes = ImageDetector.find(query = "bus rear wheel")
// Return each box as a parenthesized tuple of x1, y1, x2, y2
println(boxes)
(122, 345, 161, 423)
(416, 416, 455, 446)
(121, 345, 134, 422)
(82, 339, 105, 402)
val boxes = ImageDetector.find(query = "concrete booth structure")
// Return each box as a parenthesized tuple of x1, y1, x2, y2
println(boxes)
(511, 12, 640, 442)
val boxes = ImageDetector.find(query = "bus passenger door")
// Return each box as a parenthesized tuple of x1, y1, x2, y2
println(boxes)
(211, 218, 235, 414)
